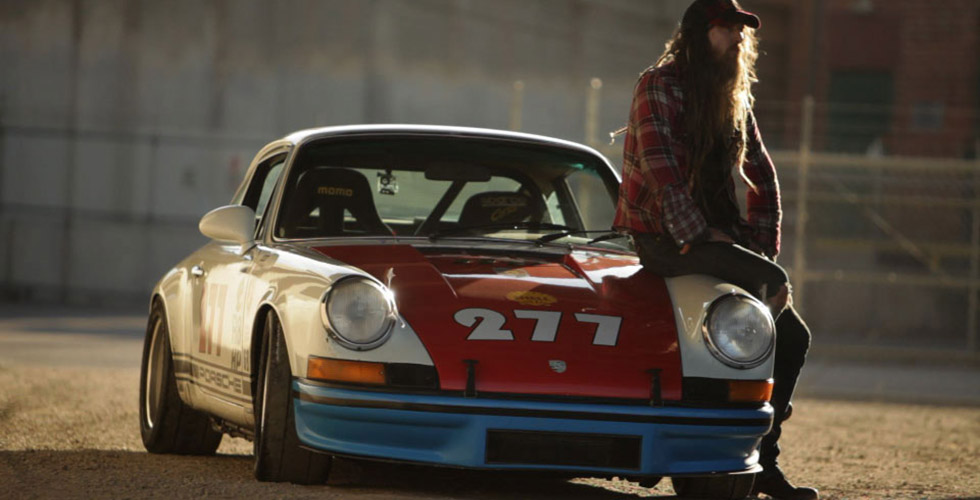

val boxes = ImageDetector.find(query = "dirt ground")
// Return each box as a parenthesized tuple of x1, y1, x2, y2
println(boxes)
(0, 364, 978, 500)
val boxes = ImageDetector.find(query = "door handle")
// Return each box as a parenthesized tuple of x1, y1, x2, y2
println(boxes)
(191, 265, 206, 278)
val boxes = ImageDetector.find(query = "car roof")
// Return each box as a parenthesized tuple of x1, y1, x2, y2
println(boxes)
(281, 125, 609, 163)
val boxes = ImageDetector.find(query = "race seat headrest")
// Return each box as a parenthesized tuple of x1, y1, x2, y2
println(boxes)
(457, 191, 543, 227)
(284, 167, 393, 237)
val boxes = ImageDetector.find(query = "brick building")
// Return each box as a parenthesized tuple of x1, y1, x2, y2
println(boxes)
(748, 0, 979, 158)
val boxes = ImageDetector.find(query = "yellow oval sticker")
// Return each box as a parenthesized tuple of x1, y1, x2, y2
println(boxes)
(506, 291, 557, 307)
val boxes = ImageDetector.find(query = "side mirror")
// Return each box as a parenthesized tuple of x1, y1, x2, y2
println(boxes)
(199, 205, 256, 244)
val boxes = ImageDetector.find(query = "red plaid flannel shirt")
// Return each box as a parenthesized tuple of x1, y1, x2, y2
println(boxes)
(613, 63, 782, 258)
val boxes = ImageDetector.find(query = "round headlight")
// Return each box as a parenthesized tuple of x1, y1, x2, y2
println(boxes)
(321, 277, 396, 350)
(702, 294, 774, 368)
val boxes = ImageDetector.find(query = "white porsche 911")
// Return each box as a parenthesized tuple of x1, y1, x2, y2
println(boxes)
(139, 125, 775, 498)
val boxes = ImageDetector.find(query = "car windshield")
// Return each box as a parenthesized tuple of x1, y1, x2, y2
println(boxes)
(274, 136, 627, 250)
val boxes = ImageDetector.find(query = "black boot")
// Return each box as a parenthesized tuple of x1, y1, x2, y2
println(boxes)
(752, 465, 818, 500)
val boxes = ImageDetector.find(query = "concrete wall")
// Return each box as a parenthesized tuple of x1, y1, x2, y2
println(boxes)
(0, 0, 688, 304)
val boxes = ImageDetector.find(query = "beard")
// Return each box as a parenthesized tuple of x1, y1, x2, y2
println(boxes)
(711, 46, 741, 91)
(686, 48, 740, 136)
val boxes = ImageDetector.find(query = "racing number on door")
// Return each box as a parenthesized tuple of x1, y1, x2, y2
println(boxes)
(454, 308, 622, 346)
(199, 283, 228, 355)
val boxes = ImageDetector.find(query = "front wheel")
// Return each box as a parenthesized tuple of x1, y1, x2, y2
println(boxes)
(671, 474, 755, 499)
(139, 301, 222, 454)
(253, 312, 332, 484)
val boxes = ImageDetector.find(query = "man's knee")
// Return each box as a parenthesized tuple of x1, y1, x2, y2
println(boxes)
(776, 309, 811, 359)
(763, 266, 790, 300)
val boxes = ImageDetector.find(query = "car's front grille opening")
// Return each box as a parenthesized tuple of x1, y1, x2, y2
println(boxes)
(385, 363, 439, 389)
(485, 430, 641, 470)
(682, 377, 730, 402)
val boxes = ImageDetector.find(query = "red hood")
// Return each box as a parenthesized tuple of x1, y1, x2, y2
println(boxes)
(313, 244, 681, 400)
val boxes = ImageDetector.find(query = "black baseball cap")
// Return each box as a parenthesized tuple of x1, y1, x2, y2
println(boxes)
(682, 0, 761, 30)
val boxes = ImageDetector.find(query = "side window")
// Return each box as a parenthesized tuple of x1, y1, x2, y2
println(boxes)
(563, 170, 616, 230)
(241, 155, 287, 235)
(254, 163, 284, 219)
(544, 190, 567, 226)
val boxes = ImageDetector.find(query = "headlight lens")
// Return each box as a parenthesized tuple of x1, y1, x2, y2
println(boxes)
(321, 277, 396, 350)
(702, 294, 774, 368)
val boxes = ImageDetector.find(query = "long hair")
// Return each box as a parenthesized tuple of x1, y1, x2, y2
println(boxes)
(656, 11, 760, 194)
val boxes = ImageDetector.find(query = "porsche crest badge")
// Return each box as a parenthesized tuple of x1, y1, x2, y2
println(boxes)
(548, 360, 567, 373)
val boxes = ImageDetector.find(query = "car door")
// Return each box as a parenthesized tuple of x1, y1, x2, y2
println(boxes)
(189, 153, 287, 424)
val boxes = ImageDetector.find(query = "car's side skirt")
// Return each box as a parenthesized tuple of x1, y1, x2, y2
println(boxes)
(172, 352, 254, 424)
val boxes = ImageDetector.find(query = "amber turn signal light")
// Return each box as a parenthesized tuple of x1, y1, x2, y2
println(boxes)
(728, 379, 773, 403)
(307, 357, 386, 385)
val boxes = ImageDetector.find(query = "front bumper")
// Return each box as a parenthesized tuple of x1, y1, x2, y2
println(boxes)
(293, 379, 773, 476)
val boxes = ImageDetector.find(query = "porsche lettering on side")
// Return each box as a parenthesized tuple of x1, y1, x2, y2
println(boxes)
(139, 125, 776, 496)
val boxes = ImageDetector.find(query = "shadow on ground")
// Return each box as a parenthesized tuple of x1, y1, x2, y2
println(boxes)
(0, 449, 681, 499)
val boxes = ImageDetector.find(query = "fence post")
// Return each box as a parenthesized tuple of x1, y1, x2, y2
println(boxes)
(970, 138, 980, 352)
(60, 0, 83, 303)
(509, 81, 524, 132)
(792, 96, 815, 311)
(0, 121, 7, 292)
(585, 78, 603, 147)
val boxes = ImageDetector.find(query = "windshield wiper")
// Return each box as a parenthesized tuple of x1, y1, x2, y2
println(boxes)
(532, 229, 628, 245)
(586, 232, 629, 245)
(428, 222, 576, 242)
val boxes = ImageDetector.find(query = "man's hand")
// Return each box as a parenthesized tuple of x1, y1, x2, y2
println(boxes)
(680, 228, 733, 254)
(706, 228, 734, 243)
(745, 239, 767, 257)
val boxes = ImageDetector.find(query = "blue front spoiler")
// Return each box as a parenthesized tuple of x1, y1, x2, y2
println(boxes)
(293, 379, 772, 477)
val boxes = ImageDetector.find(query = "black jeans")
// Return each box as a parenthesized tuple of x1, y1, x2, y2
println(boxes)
(634, 233, 811, 467)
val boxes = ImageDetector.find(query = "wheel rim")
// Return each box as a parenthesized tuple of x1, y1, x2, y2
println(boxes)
(144, 317, 167, 430)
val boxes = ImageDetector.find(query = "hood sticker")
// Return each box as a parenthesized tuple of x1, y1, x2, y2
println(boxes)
(506, 291, 557, 306)
(496, 268, 530, 278)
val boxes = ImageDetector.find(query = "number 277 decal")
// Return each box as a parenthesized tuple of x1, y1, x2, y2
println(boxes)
(454, 308, 622, 346)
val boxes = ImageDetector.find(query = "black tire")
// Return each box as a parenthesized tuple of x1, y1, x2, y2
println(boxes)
(253, 312, 332, 484)
(635, 476, 663, 488)
(139, 300, 222, 454)
(671, 474, 755, 499)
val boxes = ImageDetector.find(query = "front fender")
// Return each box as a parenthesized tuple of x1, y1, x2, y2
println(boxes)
(253, 249, 434, 381)
(151, 265, 191, 357)
(663, 275, 775, 380)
